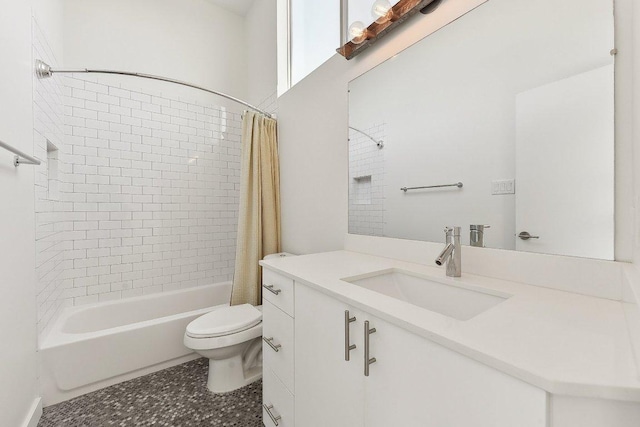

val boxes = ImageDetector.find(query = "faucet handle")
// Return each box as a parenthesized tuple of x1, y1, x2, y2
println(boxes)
(470, 224, 491, 231)
(444, 226, 461, 236)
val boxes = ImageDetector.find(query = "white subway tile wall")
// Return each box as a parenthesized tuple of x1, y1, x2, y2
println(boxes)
(35, 66, 244, 332)
(62, 74, 243, 300)
(348, 124, 385, 236)
(33, 18, 69, 334)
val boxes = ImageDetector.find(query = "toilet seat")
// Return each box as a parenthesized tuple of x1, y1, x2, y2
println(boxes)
(186, 304, 262, 338)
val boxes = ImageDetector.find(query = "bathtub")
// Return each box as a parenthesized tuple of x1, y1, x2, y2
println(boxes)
(40, 282, 232, 405)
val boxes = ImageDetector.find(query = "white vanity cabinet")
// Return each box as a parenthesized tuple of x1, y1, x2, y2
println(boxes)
(294, 283, 366, 427)
(294, 283, 547, 427)
(262, 269, 296, 427)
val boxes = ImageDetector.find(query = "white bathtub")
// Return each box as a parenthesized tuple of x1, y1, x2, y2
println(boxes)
(39, 282, 232, 405)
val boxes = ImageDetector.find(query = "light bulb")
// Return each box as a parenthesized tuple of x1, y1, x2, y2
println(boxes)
(348, 21, 368, 44)
(371, 0, 392, 24)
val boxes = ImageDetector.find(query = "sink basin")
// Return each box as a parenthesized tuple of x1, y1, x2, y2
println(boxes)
(342, 269, 510, 321)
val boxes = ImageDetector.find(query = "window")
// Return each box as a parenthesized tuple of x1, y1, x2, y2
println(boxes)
(278, 0, 341, 94)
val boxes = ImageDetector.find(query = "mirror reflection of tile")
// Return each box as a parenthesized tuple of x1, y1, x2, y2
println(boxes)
(349, 123, 385, 236)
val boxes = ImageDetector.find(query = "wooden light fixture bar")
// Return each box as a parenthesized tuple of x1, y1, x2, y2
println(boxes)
(337, 0, 443, 60)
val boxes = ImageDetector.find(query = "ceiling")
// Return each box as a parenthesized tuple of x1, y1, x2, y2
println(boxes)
(204, 0, 256, 16)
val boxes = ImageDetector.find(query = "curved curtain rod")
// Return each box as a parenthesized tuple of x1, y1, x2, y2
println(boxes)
(348, 126, 384, 148)
(35, 60, 273, 119)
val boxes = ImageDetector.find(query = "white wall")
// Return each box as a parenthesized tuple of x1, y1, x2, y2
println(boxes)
(277, 0, 487, 255)
(33, 0, 64, 59)
(0, 2, 39, 424)
(0, 0, 63, 425)
(246, 0, 278, 110)
(631, 1, 640, 266)
(63, 0, 248, 104)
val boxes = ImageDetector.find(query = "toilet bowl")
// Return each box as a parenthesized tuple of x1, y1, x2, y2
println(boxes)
(184, 252, 296, 393)
(184, 303, 263, 393)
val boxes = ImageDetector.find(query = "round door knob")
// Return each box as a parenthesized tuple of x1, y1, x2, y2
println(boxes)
(518, 231, 540, 240)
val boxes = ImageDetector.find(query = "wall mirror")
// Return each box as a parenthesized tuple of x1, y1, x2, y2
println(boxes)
(348, 0, 615, 260)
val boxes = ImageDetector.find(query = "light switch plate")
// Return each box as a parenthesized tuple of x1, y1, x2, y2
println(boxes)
(492, 179, 515, 195)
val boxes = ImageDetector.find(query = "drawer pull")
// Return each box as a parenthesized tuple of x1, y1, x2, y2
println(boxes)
(263, 284, 282, 295)
(263, 403, 282, 426)
(263, 336, 282, 352)
(364, 320, 377, 377)
(344, 310, 356, 361)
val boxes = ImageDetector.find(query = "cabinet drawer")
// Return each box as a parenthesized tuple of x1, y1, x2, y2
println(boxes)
(263, 367, 294, 427)
(263, 269, 294, 317)
(263, 300, 294, 393)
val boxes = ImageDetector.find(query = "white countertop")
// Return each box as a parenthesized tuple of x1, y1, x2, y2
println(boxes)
(260, 250, 640, 402)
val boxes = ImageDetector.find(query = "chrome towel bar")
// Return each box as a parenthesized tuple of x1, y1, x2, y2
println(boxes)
(0, 139, 41, 167)
(401, 182, 463, 192)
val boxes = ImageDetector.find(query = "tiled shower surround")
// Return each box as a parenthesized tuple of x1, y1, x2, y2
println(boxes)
(348, 124, 385, 236)
(36, 72, 244, 333)
(33, 19, 67, 333)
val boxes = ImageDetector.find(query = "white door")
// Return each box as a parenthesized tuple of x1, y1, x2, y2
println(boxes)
(515, 64, 614, 259)
(294, 284, 365, 427)
(363, 313, 547, 427)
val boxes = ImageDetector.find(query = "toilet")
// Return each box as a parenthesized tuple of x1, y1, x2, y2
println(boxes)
(184, 304, 263, 393)
(184, 252, 295, 393)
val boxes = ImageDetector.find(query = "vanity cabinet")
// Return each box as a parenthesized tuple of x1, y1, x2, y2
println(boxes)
(262, 270, 296, 427)
(294, 283, 547, 427)
(294, 285, 366, 427)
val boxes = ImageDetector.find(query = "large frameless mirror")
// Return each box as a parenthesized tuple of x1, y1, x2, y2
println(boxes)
(348, 0, 615, 260)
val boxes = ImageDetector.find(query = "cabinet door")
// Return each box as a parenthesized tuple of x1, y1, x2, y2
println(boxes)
(295, 284, 365, 427)
(363, 314, 547, 427)
(263, 367, 294, 427)
(263, 300, 295, 393)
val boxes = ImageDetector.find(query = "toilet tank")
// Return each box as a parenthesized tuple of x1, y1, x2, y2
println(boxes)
(263, 252, 296, 260)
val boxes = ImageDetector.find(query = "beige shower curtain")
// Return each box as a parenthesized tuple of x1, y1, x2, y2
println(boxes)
(230, 111, 281, 306)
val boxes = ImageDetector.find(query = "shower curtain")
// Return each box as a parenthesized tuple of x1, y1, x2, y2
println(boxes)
(230, 111, 281, 306)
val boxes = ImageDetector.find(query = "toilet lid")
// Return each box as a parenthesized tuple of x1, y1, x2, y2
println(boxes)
(186, 304, 262, 338)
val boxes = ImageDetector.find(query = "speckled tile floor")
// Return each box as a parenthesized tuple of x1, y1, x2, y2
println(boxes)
(38, 358, 263, 427)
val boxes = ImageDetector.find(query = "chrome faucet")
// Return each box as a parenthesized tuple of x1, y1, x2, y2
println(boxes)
(435, 226, 461, 277)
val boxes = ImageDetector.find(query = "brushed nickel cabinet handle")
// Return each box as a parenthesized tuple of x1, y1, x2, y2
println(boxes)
(263, 336, 282, 352)
(263, 284, 282, 295)
(345, 310, 356, 361)
(263, 403, 282, 426)
(364, 320, 377, 376)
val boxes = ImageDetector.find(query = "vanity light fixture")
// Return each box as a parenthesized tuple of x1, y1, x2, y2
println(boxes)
(338, 0, 443, 60)
(371, 0, 398, 24)
(348, 21, 373, 45)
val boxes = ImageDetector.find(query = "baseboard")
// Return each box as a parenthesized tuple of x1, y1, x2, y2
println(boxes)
(22, 397, 42, 427)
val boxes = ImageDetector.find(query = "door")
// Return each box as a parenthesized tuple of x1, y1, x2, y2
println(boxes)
(294, 284, 364, 427)
(515, 64, 614, 259)
(363, 313, 547, 427)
